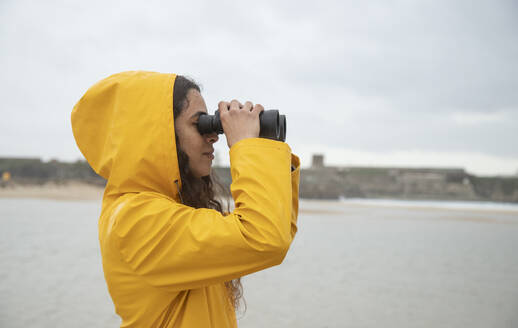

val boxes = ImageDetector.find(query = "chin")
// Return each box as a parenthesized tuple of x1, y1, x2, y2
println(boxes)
(194, 168, 211, 179)
(202, 168, 212, 177)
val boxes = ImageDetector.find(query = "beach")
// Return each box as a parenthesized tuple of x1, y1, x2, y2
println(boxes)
(1, 187, 518, 327)
(0, 183, 104, 201)
(2, 183, 518, 214)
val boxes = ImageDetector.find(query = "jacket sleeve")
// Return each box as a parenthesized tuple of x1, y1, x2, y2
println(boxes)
(290, 154, 301, 240)
(108, 138, 297, 292)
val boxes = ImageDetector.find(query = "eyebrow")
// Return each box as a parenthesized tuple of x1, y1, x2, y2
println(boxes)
(190, 111, 207, 120)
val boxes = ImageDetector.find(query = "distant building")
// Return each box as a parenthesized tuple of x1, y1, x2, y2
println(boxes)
(312, 154, 324, 168)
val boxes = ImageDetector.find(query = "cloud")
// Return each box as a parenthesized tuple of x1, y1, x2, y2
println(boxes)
(274, 0, 518, 112)
(0, 0, 517, 174)
(450, 110, 510, 126)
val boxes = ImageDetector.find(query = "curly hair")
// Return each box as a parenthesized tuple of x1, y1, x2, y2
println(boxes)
(173, 75, 245, 312)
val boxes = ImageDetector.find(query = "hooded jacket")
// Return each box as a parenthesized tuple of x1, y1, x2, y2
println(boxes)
(71, 71, 300, 327)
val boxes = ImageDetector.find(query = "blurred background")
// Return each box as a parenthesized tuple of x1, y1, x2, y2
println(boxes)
(1, 0, 517, 174)
(1, 0, 517, 327)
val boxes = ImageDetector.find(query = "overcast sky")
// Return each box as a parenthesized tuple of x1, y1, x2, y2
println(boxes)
(1, 0, 517, 175)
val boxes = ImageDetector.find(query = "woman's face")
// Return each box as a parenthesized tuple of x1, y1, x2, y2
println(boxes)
(175, 89, 219, 178)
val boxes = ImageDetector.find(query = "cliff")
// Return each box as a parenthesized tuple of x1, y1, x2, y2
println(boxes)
(297, 166, 518, 203)
(2, 157, 517, 203)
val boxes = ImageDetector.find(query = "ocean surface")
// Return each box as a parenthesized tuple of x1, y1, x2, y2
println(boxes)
(1, 198, 517, 328)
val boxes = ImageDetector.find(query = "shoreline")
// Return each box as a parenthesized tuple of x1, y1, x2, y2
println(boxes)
(1, 183, 517, 215)
(0, 183, 104, 201)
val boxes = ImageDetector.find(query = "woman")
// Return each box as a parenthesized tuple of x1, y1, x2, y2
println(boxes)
(71, 71, 300, 327)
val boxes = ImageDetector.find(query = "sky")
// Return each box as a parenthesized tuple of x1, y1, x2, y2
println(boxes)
(1, 0, 517, 176)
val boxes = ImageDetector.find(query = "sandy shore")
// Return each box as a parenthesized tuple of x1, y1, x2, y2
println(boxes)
(0, 183, 104, 201)
(1, 184, 517, 219)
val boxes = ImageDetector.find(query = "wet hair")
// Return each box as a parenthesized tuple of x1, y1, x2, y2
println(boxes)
(173, 75, 245, 313)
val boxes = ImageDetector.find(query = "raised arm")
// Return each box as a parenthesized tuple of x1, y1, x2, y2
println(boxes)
(290, 154, 301, 240)
(101, 138, 296, 292)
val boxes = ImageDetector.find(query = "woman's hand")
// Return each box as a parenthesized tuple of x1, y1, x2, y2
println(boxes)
(218, 99, 264, 148)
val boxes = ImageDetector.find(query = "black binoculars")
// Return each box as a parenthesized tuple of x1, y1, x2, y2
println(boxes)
(197, 109, 287, 142)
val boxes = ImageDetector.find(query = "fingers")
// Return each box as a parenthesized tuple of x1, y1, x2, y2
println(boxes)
(218, 101, 230, 112)
(229, 99, 242, 111)
(242, 101, 254, 112)
(219, 100, 262, 114)
(217, 99, 263, 147)
(251, 103, 264, 115)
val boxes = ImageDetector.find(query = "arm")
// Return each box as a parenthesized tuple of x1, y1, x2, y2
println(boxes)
(290, 154, 301, 240)
(107, 138, 294, 292)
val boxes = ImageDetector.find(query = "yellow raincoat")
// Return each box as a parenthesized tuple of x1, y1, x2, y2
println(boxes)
(71, 71, 300, 327)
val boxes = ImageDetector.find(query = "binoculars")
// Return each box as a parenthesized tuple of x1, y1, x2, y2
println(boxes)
(197, 109, 287, 142)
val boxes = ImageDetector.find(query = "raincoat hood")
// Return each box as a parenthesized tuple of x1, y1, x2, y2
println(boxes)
(71, 71, 182, 202)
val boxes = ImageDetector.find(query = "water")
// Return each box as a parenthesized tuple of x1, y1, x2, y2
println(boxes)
(0, 199, 118, 327)
(339, 197, 518, 212)
(1, 198, 518, 328)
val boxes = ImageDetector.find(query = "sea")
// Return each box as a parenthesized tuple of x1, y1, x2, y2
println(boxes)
(1, 198, 517, 328)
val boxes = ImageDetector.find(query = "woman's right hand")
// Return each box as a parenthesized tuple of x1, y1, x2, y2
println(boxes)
(218, 100, 264, 148)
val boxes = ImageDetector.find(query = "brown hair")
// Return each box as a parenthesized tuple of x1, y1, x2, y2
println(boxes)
(173, 75, 245, 312)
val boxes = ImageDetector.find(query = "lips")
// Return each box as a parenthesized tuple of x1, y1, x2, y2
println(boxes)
(203, 150, 214, 160)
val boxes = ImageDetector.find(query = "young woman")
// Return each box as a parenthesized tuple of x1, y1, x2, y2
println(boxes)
(71, 71, 300, 327)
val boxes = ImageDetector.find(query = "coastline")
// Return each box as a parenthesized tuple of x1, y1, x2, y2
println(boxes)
(2, 183, 517, 218)
(0, 182, 104, 201)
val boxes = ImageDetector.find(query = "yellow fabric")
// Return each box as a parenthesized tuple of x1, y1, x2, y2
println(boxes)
(71, 71, 300, 328)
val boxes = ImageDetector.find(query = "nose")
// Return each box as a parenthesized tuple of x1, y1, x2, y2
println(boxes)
(205, 132, 218, 144)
